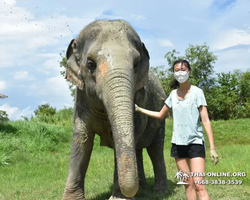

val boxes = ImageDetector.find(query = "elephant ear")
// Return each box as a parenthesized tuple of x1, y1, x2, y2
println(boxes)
(65, 39, 84, 90)
(135, 42, 150, 91)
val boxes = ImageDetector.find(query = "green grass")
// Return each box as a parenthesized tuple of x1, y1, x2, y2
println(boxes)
(0, 118, 250, 200)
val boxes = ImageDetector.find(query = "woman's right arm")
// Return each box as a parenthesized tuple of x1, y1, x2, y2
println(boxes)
(135, 104, 170, 120)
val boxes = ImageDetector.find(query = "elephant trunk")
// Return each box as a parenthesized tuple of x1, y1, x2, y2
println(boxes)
(103, 68, 138, 197)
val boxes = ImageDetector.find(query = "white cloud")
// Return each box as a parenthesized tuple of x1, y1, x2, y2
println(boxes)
(26, 75, 71, 102)
(132, 14, 147, 21)
(45, 75, 71, 97)
(42, 54, 62, 71)
(13, 71, 35, 81)
(64, 103, 73, 108)
(214, 47, 250, 73)
(0, 1, 83, 69)
(212, 29, 250, 50)
(2, 0, 16, 5)
(0, 81, 7, 90)
(0, 103, 33, 121)
(35, 53, 63, 75)
(159, 39, 174, 47)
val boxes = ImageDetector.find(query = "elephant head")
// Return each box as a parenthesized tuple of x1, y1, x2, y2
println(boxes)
(65, 20, 150, 197)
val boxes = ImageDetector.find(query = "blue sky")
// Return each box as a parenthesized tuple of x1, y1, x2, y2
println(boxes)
(0, 0, 250, 120)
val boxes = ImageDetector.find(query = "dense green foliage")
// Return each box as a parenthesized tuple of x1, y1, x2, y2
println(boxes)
(0, 107, 74, 167)
(59, 54, 76, 98)
(152, 43, 250, 120)
(0, 110, 9, 122)
(205, 70, 250, 120)
(33, 104, 74, 124)
(34, 103, 57, 117)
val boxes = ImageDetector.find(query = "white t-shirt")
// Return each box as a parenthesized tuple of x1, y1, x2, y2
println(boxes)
(165, 86, 207, 145)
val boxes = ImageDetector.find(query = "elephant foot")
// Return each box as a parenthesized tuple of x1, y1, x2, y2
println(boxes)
(62, 193, 85, 200)
(62, 188, 85, 200)
(153, 184, 169, 195)
(139, 179, 148, 189)
(109, 195, 135, 200)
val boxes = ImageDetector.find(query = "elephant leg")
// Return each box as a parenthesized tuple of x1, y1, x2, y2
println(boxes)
(136, 148, 147, 189)
(109, 154, 135, 200)
(146, 126, 169, 194)
(63, 118, 94, 200)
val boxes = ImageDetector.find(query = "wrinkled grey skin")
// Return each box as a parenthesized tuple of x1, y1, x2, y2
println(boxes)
(62, 20, 169, 200)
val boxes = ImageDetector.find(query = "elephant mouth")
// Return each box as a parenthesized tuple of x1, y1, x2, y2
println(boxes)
(91, 107, 107, 117)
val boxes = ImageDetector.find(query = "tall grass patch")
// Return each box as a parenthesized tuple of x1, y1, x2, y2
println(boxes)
(0, 118, 72, 166)
(0, 117, 249, 199)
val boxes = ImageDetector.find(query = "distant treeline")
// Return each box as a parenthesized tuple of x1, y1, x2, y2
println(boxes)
(2, 44, 248, 123)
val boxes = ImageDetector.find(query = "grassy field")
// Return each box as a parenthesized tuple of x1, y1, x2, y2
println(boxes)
(0, 117, 250, 200)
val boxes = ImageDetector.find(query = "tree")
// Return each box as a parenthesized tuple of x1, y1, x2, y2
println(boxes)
(164, 49, 185, 70)
(0, 110, 9, 122)
(34, 103, 56, 116)
(205, 71, 239, 120)
(0, 94, 9, 122)
(233, 69, 250, 119)
(151, 65, 174, 96)
(59, 53, 76, 99)
(239, 69, 250, 103)
(185, 44, 217, 90)
(205, 69, 250, 120)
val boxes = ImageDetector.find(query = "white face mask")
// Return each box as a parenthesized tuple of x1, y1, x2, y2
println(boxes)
(174, 71, 189, 83)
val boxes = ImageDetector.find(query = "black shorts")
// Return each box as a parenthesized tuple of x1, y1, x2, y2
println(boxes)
(171, 142, 205, 158)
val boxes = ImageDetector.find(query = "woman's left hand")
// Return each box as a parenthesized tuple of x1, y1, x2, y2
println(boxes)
(210, 149, 219, 165)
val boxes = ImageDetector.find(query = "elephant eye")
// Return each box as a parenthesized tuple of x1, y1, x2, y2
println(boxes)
(87, 59, 96, 72)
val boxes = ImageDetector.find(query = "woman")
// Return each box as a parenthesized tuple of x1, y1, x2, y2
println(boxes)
(135, 59, 218, 200)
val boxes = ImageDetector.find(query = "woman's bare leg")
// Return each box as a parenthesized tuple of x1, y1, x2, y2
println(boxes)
(175, 158, 197, 200)
(190, 157, 210, 200)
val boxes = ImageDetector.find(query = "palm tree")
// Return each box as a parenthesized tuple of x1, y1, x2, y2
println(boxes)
(175, 170, 189, 185)
(175, 170, 183, 182)
(183, 172, 190, 181)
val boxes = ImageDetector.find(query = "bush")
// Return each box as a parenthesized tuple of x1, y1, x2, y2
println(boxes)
(34, 103, 56, 116)
(0, 110, 9, 122)
(0, 108, 73, 166)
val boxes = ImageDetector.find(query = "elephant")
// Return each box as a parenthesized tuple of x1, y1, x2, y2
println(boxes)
(62, 19, 169, 200)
